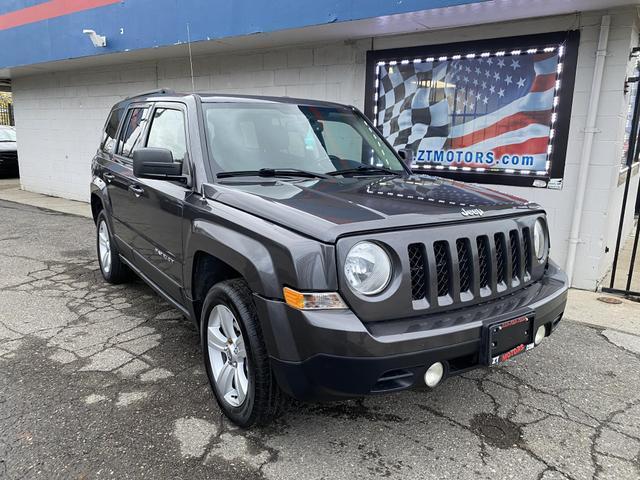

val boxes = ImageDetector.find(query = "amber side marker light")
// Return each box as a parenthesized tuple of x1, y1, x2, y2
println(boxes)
(283, 287, 348, 310)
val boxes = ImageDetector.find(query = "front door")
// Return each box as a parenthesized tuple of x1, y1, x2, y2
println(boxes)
(128, 103, 191, 303)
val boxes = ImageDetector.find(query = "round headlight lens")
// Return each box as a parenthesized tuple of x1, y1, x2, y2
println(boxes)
(533, 218, 547, 261)
(344, 242, 392, 295)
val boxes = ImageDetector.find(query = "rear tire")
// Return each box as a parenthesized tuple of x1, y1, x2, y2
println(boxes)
(96, 211, 131, 284)
(201, 279, 286, 427)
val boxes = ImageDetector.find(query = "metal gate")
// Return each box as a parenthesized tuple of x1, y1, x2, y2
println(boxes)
(0, 93, 13, 126)
(604, 54, 640, 298)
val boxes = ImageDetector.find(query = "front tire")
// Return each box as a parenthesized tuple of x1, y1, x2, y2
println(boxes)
(96, 211, 131, 284)
(201, 279, 286, 427)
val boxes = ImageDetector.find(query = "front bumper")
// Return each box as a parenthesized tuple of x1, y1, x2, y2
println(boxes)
(254, 261, 568, 401)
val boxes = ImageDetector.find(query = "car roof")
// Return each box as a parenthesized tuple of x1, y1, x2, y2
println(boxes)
(111, 89, 351, 110)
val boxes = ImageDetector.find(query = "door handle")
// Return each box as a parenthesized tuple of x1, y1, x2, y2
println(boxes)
(128, 185, 145, 197)
(103, 172, 115, 182)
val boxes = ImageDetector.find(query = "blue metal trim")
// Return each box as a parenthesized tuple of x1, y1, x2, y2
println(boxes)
(0, 0, 484, 69)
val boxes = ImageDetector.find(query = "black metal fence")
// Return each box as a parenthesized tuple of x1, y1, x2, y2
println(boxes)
(605, 66, 640, 298)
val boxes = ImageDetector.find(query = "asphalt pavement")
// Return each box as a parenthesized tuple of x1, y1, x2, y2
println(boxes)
(1, 199, 639, 480)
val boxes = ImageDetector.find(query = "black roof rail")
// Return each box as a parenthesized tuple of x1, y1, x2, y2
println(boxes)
(125, 88, 175, 100)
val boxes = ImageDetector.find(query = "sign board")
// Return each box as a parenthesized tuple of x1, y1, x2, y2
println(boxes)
(365, 31, 580, 188)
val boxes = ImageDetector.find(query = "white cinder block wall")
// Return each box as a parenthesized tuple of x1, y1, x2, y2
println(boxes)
(11, 7, 640, 290)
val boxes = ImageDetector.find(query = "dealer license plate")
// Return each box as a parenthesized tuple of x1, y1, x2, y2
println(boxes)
(487, 315, 535, 365)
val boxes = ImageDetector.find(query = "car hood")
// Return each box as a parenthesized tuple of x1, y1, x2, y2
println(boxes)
(0, 141, 16, 152)
(203, 175, 541, 243)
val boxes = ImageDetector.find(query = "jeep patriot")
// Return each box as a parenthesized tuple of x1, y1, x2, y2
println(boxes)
(90, 90, 568, 427)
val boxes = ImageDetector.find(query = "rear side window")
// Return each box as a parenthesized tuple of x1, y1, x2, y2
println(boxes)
(146, 108, 187, 162)
(101, 108, 123, 152)
(117, 107, 149, 158)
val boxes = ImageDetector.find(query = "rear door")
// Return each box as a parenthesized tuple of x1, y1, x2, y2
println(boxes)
(106, 104, 151, 251)
(128, 103, 191, 303)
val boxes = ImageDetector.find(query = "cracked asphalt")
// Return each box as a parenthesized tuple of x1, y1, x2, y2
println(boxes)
(1, 199, 640, 480)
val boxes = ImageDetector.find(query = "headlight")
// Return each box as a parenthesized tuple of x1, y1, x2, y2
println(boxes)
(344, 242, 392, 295)
(533, 218, 547, 261)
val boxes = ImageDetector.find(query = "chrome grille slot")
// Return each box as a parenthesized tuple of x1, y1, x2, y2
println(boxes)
(408, 243, 427, 301)
(509, 229, 521, 283)
(433, 241, 450, 297)
(523, 227, 532, 279)
(494, 232, 507, 286)
(456, 238, 472, 293)
(477, 236, 490, 289)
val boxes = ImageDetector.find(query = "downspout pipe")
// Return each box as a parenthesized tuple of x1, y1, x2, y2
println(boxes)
(565, 15, 610, 287)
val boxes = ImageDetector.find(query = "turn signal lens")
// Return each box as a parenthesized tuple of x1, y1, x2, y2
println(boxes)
(283, 287, 348, 310)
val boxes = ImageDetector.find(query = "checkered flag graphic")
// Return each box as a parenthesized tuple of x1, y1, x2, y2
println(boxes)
(377, 61, 450, 152)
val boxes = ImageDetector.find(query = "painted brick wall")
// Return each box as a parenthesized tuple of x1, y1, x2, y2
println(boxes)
(11, 7, 640, 289)
(12, 39, 369, 203)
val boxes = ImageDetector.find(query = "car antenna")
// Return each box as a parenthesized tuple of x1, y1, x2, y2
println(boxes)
(186, 23, 195, 93)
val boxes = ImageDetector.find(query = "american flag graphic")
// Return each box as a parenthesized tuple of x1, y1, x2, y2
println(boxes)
(376, 48, 561, 173)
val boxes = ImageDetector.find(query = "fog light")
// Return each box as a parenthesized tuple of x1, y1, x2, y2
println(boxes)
(534, 325, 546, 345)
(424, 362, 444, 388)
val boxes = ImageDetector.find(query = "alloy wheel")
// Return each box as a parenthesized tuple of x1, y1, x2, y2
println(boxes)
(207, 305, 249, 407)
(98, 220, 112, 275)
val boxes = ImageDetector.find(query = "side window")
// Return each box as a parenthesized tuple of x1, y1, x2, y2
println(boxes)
(117, 107, 149, 158)
(101, 108, 123, 152)
(146, 108, 187, 162)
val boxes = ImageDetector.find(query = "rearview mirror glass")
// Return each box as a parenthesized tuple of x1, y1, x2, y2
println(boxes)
(397, 148, 414, 168)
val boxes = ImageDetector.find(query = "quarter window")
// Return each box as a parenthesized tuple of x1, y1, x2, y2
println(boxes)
(118, 107, 149, 158)
(146, 108, 187, 162)
(101, 108, 123, 153)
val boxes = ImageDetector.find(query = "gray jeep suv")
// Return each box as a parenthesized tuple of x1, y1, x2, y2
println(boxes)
(90, 90, 568, 427)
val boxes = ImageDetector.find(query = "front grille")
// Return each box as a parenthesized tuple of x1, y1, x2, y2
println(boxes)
(0, 151, 17, 164)
(407, 222, 536, 307)
(495, 233, 506, 285)
(477, 236, 490, 289)
(509, 230, 521, 281)
(456, 239, 472, 293)
(433, 241, 450, 297)
(408, 244, 426, 300)
(523, 227, 532, 277)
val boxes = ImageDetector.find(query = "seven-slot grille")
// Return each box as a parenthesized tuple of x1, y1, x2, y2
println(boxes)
(409, 226, 534, 304)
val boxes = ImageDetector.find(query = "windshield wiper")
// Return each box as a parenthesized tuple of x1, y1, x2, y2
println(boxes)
(217, 168, 330, 179)
(326, 164, 403, 177)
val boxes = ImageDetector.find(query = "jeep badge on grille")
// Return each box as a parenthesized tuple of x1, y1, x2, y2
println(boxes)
(461, 208, 485, 217)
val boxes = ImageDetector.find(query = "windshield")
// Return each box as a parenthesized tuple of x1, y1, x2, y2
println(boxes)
(0, 128, 16, 142)
(203, 103, 404, 176)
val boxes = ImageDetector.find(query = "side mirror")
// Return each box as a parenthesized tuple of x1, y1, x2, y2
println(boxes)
(133, 148, 183, 180)
(397, 148, 414, 168)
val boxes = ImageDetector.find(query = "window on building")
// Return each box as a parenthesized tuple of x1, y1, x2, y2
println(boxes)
(117, 107, 149, 158)
(146, 108, 187, 162)
(101, 108, 123, 152)
(621, 58, 640, 168)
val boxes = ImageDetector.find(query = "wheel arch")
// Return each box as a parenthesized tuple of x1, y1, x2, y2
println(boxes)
(90, 193, 103, 225)
(191, 250, 244, 324)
